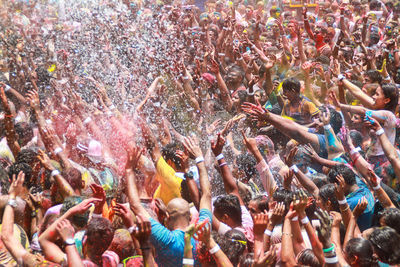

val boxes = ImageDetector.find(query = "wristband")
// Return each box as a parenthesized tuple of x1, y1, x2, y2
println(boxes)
(223, 27, 228, 31)
(108, 104, 116, 110)
(51, 169, 60, 177)
(183, 76, 190, 80)
(219, 162, 227, 168)
(4, 85, 10, 92)
(323, 244, 335, 253)
(128, 226, 138, 234)
(383, 75, 391, 81)
(182, 258, 194, 265)
(373, 183, 381, 190)
(324, 256, 339, 264)
(92, 213, 102, 218)
(237, 57, 243, 61)
(338, 199, 347, 205)
(209, 244, 220, 254)
(323, 124, 332, 130)
(7, 199, 17, 208)
(338, 74, 345, 81)
(106, 111, 113, 117)
(31, 210, 37, 218)
(247, 89, 255, 96)
(290, 165, 299, 173)
(350, 147, 361, 156)
(216, 154, 224, 161)
(195, 156, 204, 164)
(292, 216, 298, 221)
(218, 53, 225, 56)
(375, 128, 385, 136)
(301, 216, 309, 225)
(340, 15, 344, 18)
(251, 44, 256, 49)
(83, 117, 92, 125)
(54, 147, 63, 155)
(46, 119, 52, 125)
(264, 229, 272, 236)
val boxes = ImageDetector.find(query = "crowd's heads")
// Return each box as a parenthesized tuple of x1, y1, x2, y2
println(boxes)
(85, 217, 115, 257)
(8, 162, 33, 189)
(379, 208, 400, 234)
(318, 183, 340, 212)
(296, 248, 321, 267)
(166, 198, 191, 229)
(282, 77, 300, 100)
(344, 238, 378, 267)
(60, 196, 89, 228)
(328, 164, 356, 187)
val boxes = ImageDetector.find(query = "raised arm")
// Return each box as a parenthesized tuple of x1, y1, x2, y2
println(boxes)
(0, 86, 20, 157)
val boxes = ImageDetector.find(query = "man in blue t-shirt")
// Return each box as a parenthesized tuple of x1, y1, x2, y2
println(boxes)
(328, 165, 375, 231)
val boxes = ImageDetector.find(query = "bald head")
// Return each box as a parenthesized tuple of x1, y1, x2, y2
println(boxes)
(166, 198, 191, 228)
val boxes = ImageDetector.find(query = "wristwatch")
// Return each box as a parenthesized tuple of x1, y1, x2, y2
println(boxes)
(7, 198, 17, 208)
(65, 238, 75, 246)
(184, 171, 194, 179)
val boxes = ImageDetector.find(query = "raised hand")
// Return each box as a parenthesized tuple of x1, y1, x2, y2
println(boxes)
(126, 145, 142, 171)
(334, 174, 346, 201)
(26, 89, 40, 110)
(8, 171, 25, 198)
(254, 246, 277, 267)
(242, 102, 269, 122)
(315, 209, 333, 247)
(253, 211, 269, 237)
(319, 106, 330, 126)
(269, 202, 285, 226)
(90, 184, 106, 214)
(113, 203, 134, 228)
(56, 219, 75, 243)
(37, 149, 54, 170)
(183, 136, 203, 159)
(211, 133, 225, 156)
(284, 146, 298, 167)
(330, 211, 342, 228)
(293, 189, 308, 215)
(69, 198, 102, 215)
(131, 214, 152, 245)
(353, 196, 368, 218)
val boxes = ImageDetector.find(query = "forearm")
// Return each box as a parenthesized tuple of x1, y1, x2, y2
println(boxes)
(294, 170, 319, 198)
(218, 159, 240, 198)
(53, 174, 75, 198)
(197, 161, 212, 211)
(331, 225, 347, 266)
(323, 126, 344, 159)
(215, 73, 233, 111)
(378, 134, 400, 183)
(342, 80, 374, 108)
(299, 212, 324, 265)
(65, 245, 84, 267)
(126, 170, 150, 218)
(209, 238, 233, 267)
(281, 218, 297, 266)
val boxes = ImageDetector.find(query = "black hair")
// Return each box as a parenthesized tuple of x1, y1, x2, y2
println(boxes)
(297, 249, 321, 267)
(272, 187, 293, 213)
(62, 168, 83, 191)
(86, 217, 115, 254)
(222, 229, 247, 266)
(161, 143, 182, 169)
(350, 130, 363, 149)
(8, 162, 33, 188)
(369, 226, 400, 264)
(14, 122, 34, 147)
(328, 107, 343, 134)
(380, 208, 400, 234)
(351, 79, 364, 89)
(312, 177, 328, 188)
(319, 184, 340, 212)
(328, 164, 356, 186)
(250, 195, 269, 212)
(16, 148, 38, 166)
(381, 84, 399, 112)
(282, 77, 301, 93)
(60, 196, 89, 228)
(316, 55, 330, 65)
(236, 153, 257, 180)
(0, 167, 9, 195)
(214, 194, 242, 224)
(345, 238, 379, 267)
(369, 0, 381, 10)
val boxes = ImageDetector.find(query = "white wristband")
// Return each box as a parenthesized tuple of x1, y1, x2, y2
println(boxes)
(209, 244, 220, 254)
(183, 76, 190, 80)
(4, 85, 11, 92)
(92, 213, 102, 218)
(83, 117, 92, 125)
(51, 169, 60, 177)
(54, 147, 63, 155)
(375, 128, 385, 136)
(325, 256, 339, 264)
(290, 165, 299, 173)
(292, 216, 298, 221)
(264, 229, 272, 236)
(373, 183, 381, 190)
(350, 147, 361, 156)
(301, 216, 310, 225)
(338, 74, 345, 81)
(216, 154, 224, 161)
(218, 53, 225, 56)
(247, 89, 255, 96)
(182, 258, 194, 265)
(323, 124, 332, 130)
(338, 199, 347, 205)
(195, 156, 204, 164)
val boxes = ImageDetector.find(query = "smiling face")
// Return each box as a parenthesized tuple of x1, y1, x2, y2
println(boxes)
(372, 86, 390, 110)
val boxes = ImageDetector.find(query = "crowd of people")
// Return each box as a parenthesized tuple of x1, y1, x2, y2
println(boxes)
(1, 0, 400, 266)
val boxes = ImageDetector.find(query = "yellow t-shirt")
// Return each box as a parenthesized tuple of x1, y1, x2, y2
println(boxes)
(153, 157, 182, 205)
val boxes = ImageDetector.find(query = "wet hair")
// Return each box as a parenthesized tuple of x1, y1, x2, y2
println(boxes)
(14, 122, 34, 147)
(8, 162, 33, 188)
(369, 0, 381, 10)
(368, 226, 400, 264)
(62, 168, 83, 191)
(108, 229, 135, 261)
(345, 238, 379, 267)
(272, 187, 293, 213)
(312, 177, 328, 188)
(315, 55, 330, 65)
(282, 77, 300, 93)
(236, 153, 257, 180)
(328, 164, 356, 186)
(239, 253, 254, 267)
(319, 184, 340, 212)
(350, 130, 363, 149)
(381, 84, 399, 112)
(328, 107, 343, 134)
(213, 194, 242, 224)
(60, 196, 89, 228)
(161, 143, 182, 169)
(86, 217, 115, 254)
(0, 167, 9, 194)
(380, 208, 400, 234)
(222, 230, 247, 266)
(250, 195, 269, 212)
(16, 149, 38, 166)
(297, 249, 321, 267)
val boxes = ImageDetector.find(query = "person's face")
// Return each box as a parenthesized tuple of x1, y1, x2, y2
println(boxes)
(326, 16, 334, 26)
(351, 114, 363, 127)
(378, 18, 385, 28)
(372, 86, 389, 110)
(226, 71, 241, 86)
(283, 87, 297, 101)
(248, 200, 259, 217)
(287, 23, 296, 34)
(254, 91, 262, 103)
